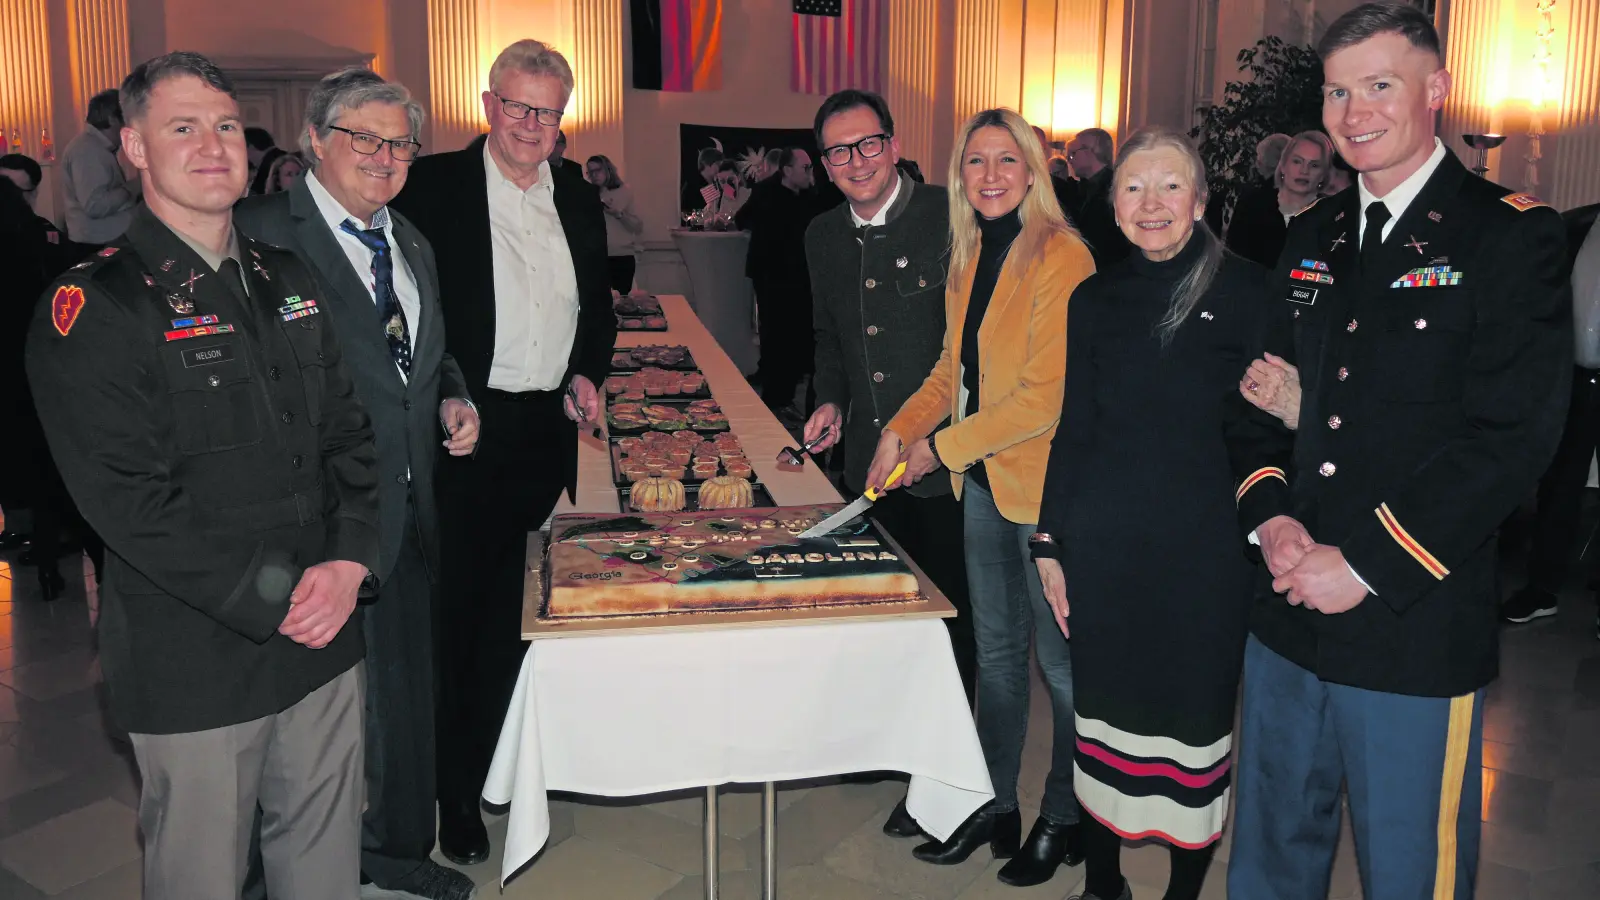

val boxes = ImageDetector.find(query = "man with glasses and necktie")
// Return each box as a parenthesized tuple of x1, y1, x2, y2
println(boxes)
(1226, 5, 1570, 896)
(235, 66, 480, 900)
(389, 38, 616, 868)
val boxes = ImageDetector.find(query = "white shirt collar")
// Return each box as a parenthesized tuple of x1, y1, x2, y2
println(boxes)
(484, 141, 553, 195)
(305, 169, 390, 233)
(849, 172, 903, 228)
(1357, 137, 1447, 226)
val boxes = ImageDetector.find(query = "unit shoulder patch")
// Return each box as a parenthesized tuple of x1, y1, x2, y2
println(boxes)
(1501, 192, 1550, 212)
(51, 284, 87, 336)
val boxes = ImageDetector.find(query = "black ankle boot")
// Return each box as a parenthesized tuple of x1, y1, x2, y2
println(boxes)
(996, 817, 1082, 886)
(882, 798, 922, 838)
(437, 798, 490, 866)
(912, 807, 1020, 864)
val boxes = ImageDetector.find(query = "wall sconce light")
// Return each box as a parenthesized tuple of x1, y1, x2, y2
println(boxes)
(1463, 133, 1507, 177)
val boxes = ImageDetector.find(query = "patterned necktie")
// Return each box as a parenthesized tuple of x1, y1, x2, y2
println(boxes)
(1361, 201, 1392, 274)
(339, 217, 412, 375)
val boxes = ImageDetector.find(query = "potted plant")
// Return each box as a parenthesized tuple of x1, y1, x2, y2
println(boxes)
(1191, 36, 1325, 231)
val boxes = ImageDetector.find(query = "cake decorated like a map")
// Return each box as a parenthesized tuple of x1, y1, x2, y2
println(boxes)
(541, 506, 922, 619)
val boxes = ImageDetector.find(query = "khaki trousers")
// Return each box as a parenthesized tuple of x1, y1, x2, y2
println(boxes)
(129, 663, 364, 900)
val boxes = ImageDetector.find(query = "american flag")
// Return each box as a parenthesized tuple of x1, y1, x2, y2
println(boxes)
(791, 0, 886, 96)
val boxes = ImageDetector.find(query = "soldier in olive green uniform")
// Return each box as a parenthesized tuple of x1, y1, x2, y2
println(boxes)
(25, 53, 378, 900)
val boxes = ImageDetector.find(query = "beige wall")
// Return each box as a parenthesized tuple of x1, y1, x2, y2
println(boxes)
(162, 0, 388, 67)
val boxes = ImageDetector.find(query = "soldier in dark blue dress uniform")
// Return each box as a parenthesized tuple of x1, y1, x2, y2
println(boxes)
(1225, 6, 1571, 899)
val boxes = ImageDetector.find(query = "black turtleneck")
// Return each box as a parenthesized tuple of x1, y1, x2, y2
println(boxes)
(958, 208, 1023, 489)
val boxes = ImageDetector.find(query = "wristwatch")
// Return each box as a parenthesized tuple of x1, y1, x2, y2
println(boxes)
(925, 434, 941, 466)
(1027, 533, 1056, 547)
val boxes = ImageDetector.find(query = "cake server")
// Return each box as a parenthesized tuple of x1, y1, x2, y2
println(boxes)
(797, 461, 907, 538)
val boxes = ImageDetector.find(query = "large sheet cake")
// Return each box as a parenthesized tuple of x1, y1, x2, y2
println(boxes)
(542, 506, 922, 619)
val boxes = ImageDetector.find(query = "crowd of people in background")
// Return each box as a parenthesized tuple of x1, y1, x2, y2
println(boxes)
(2, 3, 1598, 899)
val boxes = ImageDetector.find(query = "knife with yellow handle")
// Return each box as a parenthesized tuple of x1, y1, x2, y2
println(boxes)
(797, 461, 907, 538)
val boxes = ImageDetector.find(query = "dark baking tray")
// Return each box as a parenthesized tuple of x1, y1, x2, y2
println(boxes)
(608, 440, 751, 487)
(616, 314, 669, 332)
(604, 405, 731, 437)
(616, 481, 775, 513)
(610, 345, 699, 371)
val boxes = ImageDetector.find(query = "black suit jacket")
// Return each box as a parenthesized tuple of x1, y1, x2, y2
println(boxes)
(1225, 184, 1291, 268)
(1068, 168, 1129, 269)
(389, 136, 616, 496)
(235, 179, 469, 582)
(1230, 152, 1571, 696)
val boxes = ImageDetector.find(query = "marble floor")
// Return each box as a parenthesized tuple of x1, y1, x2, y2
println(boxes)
(1, 544, 1597, 899)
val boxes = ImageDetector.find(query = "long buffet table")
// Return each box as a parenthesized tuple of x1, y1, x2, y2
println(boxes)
(485, 296, 992, 894)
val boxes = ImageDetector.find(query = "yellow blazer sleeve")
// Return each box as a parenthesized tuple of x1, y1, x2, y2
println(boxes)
(933, 234, 1091, 470)
(883, 277, 962, 443)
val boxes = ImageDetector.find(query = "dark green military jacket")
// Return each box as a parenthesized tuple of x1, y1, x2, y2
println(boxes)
(806, 174, 952, 496)
(26, 206, 380, 734)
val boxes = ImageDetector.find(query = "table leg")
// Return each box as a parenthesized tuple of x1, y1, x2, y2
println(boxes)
(761, 781, 777, 899)
(704, 785, 719, 900)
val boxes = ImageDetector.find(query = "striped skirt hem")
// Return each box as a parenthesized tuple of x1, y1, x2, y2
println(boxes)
(1073, 713, 1231, 848)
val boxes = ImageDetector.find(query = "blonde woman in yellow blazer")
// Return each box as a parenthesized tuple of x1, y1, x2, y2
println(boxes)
(865, 108, 1095, 887)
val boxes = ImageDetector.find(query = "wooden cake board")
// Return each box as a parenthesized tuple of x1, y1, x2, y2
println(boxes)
(521, 526, 956, 640)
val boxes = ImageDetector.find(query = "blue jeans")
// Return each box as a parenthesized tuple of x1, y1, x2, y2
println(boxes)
(963, 479, 1078, 824)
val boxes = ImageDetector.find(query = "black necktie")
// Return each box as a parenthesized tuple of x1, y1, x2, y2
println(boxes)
(1361, 201, 1392, 273)
(219, 257, 249, 304)
(340, 218, 412, 376)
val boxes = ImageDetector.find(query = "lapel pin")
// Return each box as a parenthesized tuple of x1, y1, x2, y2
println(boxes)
(249, 248, 261, 259)
(895, 257, 908, 268)
(182, 270, 205, 293)
(141, 273, 155, 287)
(252, 260, 270, 281)
(1330, 232, 1348, 251)
(1335, 211, 1346, 222)
(1200, 310, 1214, 320)
(1405, 235, 1428, 255)
(1428, 210, 1442, 222)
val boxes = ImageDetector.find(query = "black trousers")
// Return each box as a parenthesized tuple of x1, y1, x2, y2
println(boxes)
(1526, 366, 1600, 594)
(435, 389, 569, 808)
(606, 255, 637, 294)
(871, 488, 976, 704)
(361, 493, 440, 887)
(752, 276, 813, 412)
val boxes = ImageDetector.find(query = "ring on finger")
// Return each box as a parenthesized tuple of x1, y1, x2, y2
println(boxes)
(1247, 381, 1260, 392)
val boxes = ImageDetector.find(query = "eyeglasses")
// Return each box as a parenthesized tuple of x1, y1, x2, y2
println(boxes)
(328, 126, 421, 161)
(821, 134, 889, 167)
(493, 93, 563, 126)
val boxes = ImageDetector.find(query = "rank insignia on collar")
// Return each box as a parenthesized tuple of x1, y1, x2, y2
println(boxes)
(51, 285, 86, 336)
(1502, 192, 1549, 212)
(895, 257, 908, 268)
(141, 273, 155, 287)
(249, 248, 261, 259)
(1200, 311, 1214, 320)
(96, 247, 119, 258)
(160, 259, 176, 272)
(167, 292, 195, 315)
(1391, 266, 1462, 288)
(70, 260, 92, 271)
(1335, 211, 1346, 222)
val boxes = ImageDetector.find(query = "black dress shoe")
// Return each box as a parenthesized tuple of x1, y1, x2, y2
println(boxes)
(37, 565, 65, 602)
(912, 807, 1020, 865)
(997, 817, 1082, 886)
(438, 800, 490, 866)
(882, 798, 921, 838)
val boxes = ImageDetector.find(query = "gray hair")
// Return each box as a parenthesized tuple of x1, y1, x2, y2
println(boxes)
(301, 67, 425, 165)
(488, 39, 574, 104)
(1113, 126, 1224, 346)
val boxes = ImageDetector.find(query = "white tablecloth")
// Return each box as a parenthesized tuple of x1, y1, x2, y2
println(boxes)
(490, 296, 992, 886)
(671, 230, 759, 375)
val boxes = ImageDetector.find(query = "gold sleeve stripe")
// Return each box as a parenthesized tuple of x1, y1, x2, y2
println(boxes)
(1235, 467, 1287, 503)
(1376, 503, 1448, 580)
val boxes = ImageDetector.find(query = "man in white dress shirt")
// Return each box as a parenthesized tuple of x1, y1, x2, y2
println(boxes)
(389, 39, 617, 866)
